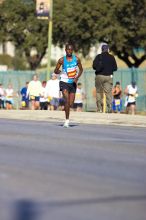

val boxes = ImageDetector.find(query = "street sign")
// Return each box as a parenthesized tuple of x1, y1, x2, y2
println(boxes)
(36, 0, 51, 19)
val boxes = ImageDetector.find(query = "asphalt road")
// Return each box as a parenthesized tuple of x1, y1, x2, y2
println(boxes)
(0, 119, 146, 220)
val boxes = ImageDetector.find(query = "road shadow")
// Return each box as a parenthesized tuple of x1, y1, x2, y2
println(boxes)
(12, 200, 40, 220)
(43, 194, 146, 208)
(58, 123, 78, 127)
(10, 195, 146, 219)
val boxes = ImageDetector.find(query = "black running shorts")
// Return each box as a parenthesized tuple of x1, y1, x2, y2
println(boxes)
(60, 81, 77, 93)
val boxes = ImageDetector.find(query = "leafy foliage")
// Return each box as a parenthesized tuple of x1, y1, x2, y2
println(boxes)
(0, 0, 146, 68)
(53, 0, 146, 67)
(0, 54, 13, 68)
(0, 0, 48, 70)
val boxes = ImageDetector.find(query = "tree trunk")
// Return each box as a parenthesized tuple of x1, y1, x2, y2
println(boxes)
(25, 49, 46, 70)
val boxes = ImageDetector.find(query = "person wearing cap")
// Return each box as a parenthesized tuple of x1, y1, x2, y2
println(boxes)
(112, 81, 122, 113)
(124, 81, 138, 115)
(54, 43, 83, 127)
(93, 44, 117, 113)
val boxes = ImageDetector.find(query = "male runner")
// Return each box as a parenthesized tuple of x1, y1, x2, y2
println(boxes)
(54, 44, 83, 127)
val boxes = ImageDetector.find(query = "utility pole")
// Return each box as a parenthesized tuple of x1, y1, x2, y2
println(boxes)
(46, 0, 53, 80)
(36, 0, 53, 80)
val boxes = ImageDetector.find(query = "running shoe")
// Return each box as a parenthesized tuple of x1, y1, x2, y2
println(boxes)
(63, 120, 69, 128)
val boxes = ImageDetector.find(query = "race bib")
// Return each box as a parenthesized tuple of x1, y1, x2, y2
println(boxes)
(30, 95, 35, 100)
(76, 93, 82, 100)
(115, 99, 120, 106)
(48, 96, 52, 102)
(67, 67, 77, 78)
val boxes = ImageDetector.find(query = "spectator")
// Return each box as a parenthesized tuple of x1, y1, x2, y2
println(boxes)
(93, 44, 117, 113)
(73, 82, 86, 112)
(20, 82, 29, 109)
(27, 74, 42, 110)
(112, 81, 122, 113)
(5, 84, 14, 110)
(124, 81, 138, 115)
(45, 73, 60, 110)
(40, 81, 48, 110)
(0, 83, 5, 109)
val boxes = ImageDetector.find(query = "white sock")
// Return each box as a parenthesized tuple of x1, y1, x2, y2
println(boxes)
(65, 119, 69, 124)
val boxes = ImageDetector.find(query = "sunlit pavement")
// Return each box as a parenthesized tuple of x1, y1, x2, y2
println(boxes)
(0, 118, 146, 220)
(0, 110, 146, 127)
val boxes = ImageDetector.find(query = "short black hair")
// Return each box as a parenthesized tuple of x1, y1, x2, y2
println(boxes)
(65, 43, 73, 50)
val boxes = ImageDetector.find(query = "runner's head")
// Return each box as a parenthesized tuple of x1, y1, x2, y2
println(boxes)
(65, 44, 73, 57)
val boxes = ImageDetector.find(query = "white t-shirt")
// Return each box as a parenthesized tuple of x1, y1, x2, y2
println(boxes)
(74, 88, 85, 104)
(5, 88, 14, 101)
(40, 87, 48, 102)
(0, 87, 5, 100)
(127, 85, 138, 103)
(45, 79, 60, 98)
(27, 80, 42, 97)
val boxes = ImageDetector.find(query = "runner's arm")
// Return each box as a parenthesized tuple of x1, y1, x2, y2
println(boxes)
(54, 57, 63, 74)
(74, 57, 83, 83)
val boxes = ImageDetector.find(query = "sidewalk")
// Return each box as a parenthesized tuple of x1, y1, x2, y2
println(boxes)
(0, 110, 146, 128)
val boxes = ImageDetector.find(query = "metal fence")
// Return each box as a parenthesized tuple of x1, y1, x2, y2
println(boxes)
(0, 68, 146, 111)
(0, 70, 46, 91)
(80, 68, 146, 112)
(0, 70, 47, 109)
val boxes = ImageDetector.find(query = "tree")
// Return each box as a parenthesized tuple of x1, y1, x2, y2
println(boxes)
(0, 0, 48, 70)
(53, 0, 146, 68)
(96, 0, 146, 68)
(1, 0, 146, 69)
(53, 0, 99, 56)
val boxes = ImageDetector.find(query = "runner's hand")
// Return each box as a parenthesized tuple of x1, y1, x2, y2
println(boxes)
(74, 78, 78, 84)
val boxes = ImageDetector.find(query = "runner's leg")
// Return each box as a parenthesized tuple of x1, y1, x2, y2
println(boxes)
(62, 89, 70, 119)
(69, 93, 75, 108)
